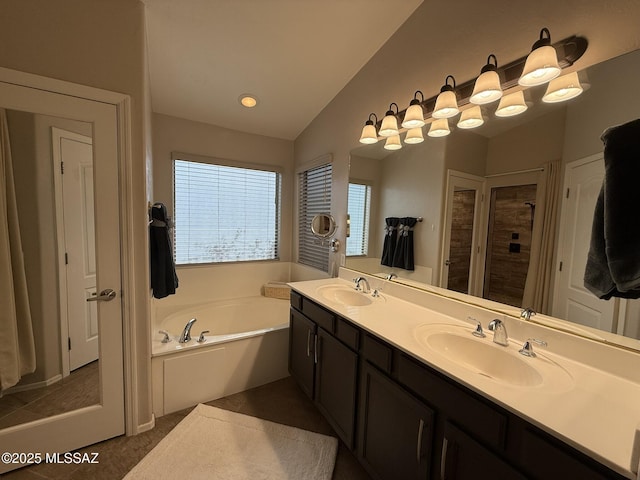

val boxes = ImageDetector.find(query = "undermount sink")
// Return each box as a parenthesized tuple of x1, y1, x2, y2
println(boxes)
(414, 324, 573, 390)
(317, 285, 373, 306)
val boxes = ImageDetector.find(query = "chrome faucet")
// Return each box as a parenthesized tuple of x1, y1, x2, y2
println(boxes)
(488, 319, 508, 346)
(520, 307, 536, 321)
(353, 277, 371, 294)
(178, 318, 198, 343)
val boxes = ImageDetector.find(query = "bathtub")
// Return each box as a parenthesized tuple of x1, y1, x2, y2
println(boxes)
(151, 296, 290, 416)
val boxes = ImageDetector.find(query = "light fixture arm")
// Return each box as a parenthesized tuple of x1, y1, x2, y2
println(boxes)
(482, 54, 498, 73)
(409, 90, 424, 106)
(366, 113, 378, 125)
(385, 102, 400, 116)
(441, 75, 456, 92)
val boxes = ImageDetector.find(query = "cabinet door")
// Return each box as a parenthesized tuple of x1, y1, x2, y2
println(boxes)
(288, 308, 316, 398)
(315, 327, 359, 449)
(358, 362, 434, 480)
(441, 422, 526, 480)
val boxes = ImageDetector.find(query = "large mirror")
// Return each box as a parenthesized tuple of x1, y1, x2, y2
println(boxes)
(0, 109, 99, 429)
(347, 48, 640, 351)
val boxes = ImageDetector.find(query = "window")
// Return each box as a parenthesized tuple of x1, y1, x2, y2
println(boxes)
(298, 162, 332, 271)
(346, 182, 371, 256)
(173, 157, 281, 265)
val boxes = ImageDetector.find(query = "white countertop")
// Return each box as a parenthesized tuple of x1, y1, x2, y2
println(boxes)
(289, 275, 640, 479)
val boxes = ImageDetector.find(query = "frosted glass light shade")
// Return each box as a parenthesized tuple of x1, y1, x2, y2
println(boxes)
(427, 118, 450, 137)
(379, 114, 399, 137)
(384, 135, 402, 150)
(518, 45, 561, 86)
(542, 71, 583, 103)
(359, 123, 378, 144)
(404, 127, 424, 144)
(432, 90, 459, 119)
(470, 70, 503, 105)
(457, 106, 484, 129)
(495, 91, 528, 117)
(402, 104, 425, 129)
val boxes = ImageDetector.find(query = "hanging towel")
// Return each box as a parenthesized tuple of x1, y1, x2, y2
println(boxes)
(381, 217, 400, 267)
(150, 203, 178, 299)
(392, 217, 418, 271)
(584, 118, 640, 299)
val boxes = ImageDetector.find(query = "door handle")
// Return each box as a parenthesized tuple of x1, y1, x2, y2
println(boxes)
(87, 289, 117, 302)
(444, 259, 451, 266)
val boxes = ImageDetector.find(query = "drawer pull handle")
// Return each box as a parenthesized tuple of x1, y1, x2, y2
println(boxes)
(306, 330, 312, 357)
(314, 334, 319, 364)
(440, 437, 449, 480)
(416, 418, 425, 462)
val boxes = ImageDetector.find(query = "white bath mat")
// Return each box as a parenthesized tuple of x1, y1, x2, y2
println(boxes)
(124, 403, 338, 480)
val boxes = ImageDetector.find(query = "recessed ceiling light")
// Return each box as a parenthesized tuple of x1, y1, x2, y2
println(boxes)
(239, 94, 258, 108)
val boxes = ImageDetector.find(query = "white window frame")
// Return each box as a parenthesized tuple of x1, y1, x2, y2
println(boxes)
(172, 152, 282, 266)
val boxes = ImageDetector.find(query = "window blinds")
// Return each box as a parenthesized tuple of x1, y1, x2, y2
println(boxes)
(298, 163, 332, 271)
(174, 159, 280, 264)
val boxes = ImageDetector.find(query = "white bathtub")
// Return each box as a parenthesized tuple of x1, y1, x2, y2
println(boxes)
(153, 296, 289, 355)
(151, 296, 290, 416)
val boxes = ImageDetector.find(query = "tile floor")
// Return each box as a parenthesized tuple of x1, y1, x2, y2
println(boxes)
(2, 377, 372, 480)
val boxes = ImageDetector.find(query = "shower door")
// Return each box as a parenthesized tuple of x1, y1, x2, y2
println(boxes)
(0, 77, 124, 472)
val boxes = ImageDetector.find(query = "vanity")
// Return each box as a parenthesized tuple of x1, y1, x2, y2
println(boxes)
(288, 270, 640, 480)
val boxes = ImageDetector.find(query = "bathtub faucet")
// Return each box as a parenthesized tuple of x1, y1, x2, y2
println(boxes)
(178, 318, 198, 343)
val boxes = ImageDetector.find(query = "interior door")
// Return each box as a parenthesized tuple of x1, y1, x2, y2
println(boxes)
(52, 128, 99, 372)
(440, 171, 484, 295)
(552, 155, 617, 332)
(0, 79, 124, 472)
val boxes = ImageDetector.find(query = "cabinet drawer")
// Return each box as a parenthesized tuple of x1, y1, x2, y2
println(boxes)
(362, 334, 393, 374)
(290, 290, 302, 310)
(301, 297, 335, 333)
(397, 353, 507, 449)
(336, 318, 360, 351)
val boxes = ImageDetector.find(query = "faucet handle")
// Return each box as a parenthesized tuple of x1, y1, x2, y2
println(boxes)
(158, 330, 171, 343)
(470, 318, 486, 338)
(197, 330, 210, 343)
(519, 338, 547, 357)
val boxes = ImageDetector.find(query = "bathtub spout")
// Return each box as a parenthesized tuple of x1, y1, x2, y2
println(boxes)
(178, 318, 198, 343)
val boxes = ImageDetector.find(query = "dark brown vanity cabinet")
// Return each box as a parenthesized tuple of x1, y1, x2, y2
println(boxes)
(288, 292, 359, 449)
(289, 292, 628, 480)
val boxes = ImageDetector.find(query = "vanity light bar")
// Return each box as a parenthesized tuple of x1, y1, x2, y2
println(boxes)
(360, 32, 587, 141)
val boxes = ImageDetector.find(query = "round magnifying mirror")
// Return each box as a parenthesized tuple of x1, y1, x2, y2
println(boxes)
(311, 214, 337, 238)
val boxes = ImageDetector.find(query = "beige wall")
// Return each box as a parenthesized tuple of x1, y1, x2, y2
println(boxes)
(485, 109, 566, 175)
(0, 0, 152, 428)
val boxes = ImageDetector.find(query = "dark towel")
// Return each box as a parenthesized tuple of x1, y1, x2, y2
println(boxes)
(392, 217, 418, 271)
(584, 118, 640, 299)
(150, 203, 178, 299)
(381, 217, 400, 267)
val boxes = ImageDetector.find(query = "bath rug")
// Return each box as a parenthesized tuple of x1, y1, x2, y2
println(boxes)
(124, 403, 338, 480)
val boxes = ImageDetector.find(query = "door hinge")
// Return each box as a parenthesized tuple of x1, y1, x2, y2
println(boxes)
(481, 193, 485, 202)
(566, 188, 570, 198)
(65, 252, 68, 265)
(61, 161, 64, 174)
(68, 337, 71, 351)
(559, 261, 563, 271)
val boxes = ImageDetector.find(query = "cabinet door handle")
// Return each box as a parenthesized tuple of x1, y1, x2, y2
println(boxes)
(306, 330, 312, 357)
(440, 437, 449, 480)
(416, 418, 425, 463)
(314, 334, 319, 364)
